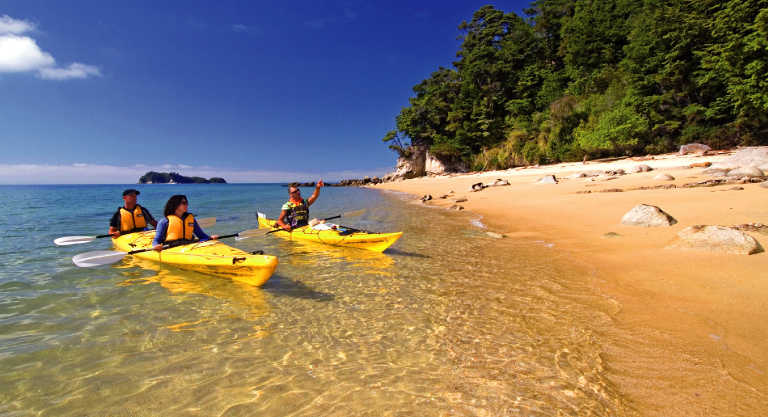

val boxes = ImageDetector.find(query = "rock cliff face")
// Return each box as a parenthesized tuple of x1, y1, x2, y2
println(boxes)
(381, 143, 467, 182)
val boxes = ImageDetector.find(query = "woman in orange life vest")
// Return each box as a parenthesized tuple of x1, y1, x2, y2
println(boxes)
(109, 189, 158, 237)
(276, 179, 324, 231)
(152, 195, 218, 252)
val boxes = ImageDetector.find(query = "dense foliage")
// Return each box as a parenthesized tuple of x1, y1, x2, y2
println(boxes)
(138, 171, 227, 184)
(383, 0, 768, 170)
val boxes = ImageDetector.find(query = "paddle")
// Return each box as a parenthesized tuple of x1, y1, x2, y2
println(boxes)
(319, 209, 366, 221)
(54, 217, 217, 246)
(71, 228, 269, 268)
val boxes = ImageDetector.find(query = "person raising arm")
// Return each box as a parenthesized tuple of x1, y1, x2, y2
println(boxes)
(276, 179, 324, 231)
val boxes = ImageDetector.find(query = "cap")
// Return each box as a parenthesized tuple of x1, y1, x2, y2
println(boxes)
(122, 189, 140, 196)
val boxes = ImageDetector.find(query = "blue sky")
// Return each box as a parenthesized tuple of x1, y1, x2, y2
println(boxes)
(1, 1, 530, 184)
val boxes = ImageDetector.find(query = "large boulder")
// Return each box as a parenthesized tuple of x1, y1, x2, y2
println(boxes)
(538, 175, 558, 184)
(621, 204, 677, 227)
(665, 225, 764, 255)
(708, 147, 768, 172)
(627, 164, 653, 174)
(678, 143, 712, 155)
(725, 166, 764, 178)
(653, 173, 675, 181)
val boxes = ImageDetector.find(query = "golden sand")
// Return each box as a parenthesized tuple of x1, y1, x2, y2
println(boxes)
(376, 151, 768, 415)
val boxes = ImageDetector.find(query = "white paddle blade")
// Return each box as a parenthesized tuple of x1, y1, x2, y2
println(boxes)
(72, 251, 128, 267)
(343, 209, 366, 218)
(235, 229, 270, 240)
(54, 236, 97, 246)
(196, 217, 216, 228)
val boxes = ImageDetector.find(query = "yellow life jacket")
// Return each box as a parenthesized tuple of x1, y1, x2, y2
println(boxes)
(119, 205, 147, 232)
(166, 213, 195, 242)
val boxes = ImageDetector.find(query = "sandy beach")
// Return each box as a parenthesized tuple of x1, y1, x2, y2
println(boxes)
(375, 150, 768, 415)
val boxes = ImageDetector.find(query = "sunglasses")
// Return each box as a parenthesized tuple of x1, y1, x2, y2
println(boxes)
(290, 190, 300, 194)
(180, 201, 189, 205)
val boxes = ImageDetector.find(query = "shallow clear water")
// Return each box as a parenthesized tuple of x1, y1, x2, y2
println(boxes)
(0, 184, 627, 416)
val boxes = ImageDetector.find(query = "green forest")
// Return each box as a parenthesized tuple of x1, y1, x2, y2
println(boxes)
(383, 0, 768, 171)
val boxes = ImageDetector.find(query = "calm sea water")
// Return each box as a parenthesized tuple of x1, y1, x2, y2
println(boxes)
(0, 184, 628, 416)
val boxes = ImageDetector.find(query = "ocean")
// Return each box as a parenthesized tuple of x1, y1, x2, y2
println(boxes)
(0, 184, 627, 415)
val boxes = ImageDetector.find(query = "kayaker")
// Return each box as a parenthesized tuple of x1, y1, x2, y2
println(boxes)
(276, 179, 324, 231)
(109, 189, 158, 238)
(152, 195, 218, 251)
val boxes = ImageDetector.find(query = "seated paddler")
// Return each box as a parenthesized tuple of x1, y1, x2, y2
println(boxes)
(109, 189, 158, 238)
(276, 179, 324, 231)
(152, 194, 218, 252)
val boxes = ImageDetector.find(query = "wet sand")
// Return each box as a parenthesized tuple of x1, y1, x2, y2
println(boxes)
(375, 152, 768, 415)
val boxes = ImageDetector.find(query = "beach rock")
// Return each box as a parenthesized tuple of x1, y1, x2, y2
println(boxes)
(486, 232, 505, 238)
(627, 164, 653, 174)
(731, 223, 768, 235)
(690, 162, 712, 168)
(600, 232, 624, 238)
(701, 168, 729, 176)
(539, 175, 558, 184)
(600, 188, 623, 193)
(630, 184, 677, 190)
(665, 225, 764, 255)
(601, 176, 619, 181)
(583, 171, 604, 177)
(576, 190, 592, 194)
(468, 183, 485, 192)
(568, 172, 587, 178)
(678, 143, 712, 155)
(621, 204, 677, 227)
(657, 166, 693, 171)
(449, 205, 464, 210)
(420, 194, 432, 202)
(654, 173, 675, 181)
(486, 179, 510, 187)
(604, 169, 626, 176)
(725, 166, 764, 178)
(759, 163, 768, 172)
(761, 181, 768, 188)
(454, 198, 468, 203)
(728, 186, 744, 191)
(708, 147, 768, 172)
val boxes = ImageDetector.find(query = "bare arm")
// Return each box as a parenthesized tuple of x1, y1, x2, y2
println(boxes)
(307, 179, 324, 206)
(277, 210, 291, 231)
(109, 226, 120, 238)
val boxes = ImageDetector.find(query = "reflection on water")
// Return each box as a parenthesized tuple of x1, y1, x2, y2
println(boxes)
(2, 185, 633, 415)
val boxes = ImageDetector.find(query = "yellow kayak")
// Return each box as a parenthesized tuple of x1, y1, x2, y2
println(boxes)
(257, 213, 402, 252)
(112, 231, 278, 287)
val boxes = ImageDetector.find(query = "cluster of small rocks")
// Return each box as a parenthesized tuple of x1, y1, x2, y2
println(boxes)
(731, 223, 768, 235)
(468, 179, 511, 192)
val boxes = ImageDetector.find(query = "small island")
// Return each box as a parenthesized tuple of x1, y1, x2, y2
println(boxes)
(139, 171, 227, 184)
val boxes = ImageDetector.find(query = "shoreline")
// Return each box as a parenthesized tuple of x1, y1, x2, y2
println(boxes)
(375, 151, 768, 414)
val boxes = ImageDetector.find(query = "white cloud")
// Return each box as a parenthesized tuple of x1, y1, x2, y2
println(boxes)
(38, 62, 101, 80)
(0, 15, 101, 80)
(0, 163, 392, 184)
(0, 15, 35, 35)
(0, 34, 55, 71)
